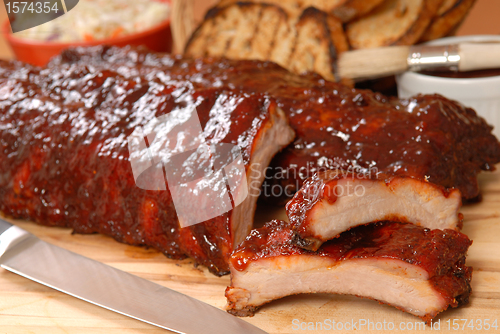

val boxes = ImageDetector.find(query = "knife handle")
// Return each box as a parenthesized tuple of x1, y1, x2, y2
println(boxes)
(0, 218, 13, 235)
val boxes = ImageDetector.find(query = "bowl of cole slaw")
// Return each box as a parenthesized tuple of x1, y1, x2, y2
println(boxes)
(3, 0, 172, 66)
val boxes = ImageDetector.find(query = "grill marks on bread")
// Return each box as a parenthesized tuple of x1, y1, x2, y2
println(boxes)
(346, 0, 444, 49)
(185, 2, 349, 82)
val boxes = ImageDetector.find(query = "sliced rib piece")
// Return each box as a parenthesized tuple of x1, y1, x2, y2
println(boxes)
(0, 57, 294, 276)
(226, 220, 472, 324)
(286, 170, 462, 251)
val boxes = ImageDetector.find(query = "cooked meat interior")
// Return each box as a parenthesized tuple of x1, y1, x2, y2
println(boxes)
(287, 170, 463, 250)
(226, 220, 472, 324)
(0, 53, 294, 276)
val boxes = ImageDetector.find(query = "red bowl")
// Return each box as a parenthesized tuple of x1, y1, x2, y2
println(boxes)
(3, 1, 172, 67)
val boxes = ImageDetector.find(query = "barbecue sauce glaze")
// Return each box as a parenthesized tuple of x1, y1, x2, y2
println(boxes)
(0, 46, 498, 275)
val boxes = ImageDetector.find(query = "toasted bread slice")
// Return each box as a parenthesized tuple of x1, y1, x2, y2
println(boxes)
(288, 7, 349, 82)
(185, 2, 349, 83)
(217, 0, 346, 16)
(332, 0, 386, 22)
(217, 0, 384, 22)
(346, 0, 444, 49)
(217, 0, 302, 16)
(268, 15, 297, 68)
(419, 0, 477, 42)
(185, 3, 287, 60)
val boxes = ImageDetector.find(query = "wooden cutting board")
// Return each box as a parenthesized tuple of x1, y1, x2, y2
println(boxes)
(0, 168, 499, 334)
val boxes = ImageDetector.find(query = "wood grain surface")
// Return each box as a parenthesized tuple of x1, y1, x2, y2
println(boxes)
(0, 167, 499, 334)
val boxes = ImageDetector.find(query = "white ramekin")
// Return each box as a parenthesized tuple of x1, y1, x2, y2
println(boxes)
(396, 35, 500, 139)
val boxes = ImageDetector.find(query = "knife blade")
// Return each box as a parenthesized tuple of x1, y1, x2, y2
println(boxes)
(0, 218, 267, 334)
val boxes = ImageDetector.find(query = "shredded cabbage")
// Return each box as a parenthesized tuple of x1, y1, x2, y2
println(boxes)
(15, 0, 170, 42)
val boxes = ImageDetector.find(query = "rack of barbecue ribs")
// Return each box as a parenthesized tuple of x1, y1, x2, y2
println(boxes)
(225, 220, 472, 325)
(1, 45, 500, 275)
(49, 46, 500, 200)
(46, 46, 500, 202)
(286, 170, 463, 251)
(0, 50, 295, 275)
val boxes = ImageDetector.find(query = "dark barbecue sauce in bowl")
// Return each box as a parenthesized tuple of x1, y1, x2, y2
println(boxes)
(420, 68, 500, 79)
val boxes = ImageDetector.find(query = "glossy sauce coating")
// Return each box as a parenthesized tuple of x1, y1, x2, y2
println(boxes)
(0, 46, 497, 275)
(48, 46, 500, 203)
(0, 48, 280, 275)
(267, 89, 500, 203)
(231, 220, 471, 275)
(420, 68, 500, 78)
